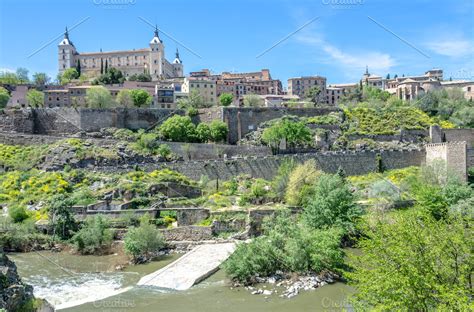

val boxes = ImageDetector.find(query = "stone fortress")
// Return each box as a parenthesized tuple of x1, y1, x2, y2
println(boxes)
(58, 26, 183, 80)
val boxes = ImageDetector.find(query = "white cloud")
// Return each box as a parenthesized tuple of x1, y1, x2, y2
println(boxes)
(296, 34, 396, 76)
(425, 38, 473, 57)
(0, 67, 15, 73)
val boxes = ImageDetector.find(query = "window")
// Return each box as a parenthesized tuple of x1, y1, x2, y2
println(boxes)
(468, 87, 471, 92)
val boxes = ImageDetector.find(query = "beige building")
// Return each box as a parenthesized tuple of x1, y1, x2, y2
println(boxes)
(182, 78, 217, 105)
(189, 69, 282, 105)
(58, 27, 183, 80)
(287, 76, 327, 102)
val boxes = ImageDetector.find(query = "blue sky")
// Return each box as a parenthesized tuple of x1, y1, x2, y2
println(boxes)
(0, 0, 473, 86)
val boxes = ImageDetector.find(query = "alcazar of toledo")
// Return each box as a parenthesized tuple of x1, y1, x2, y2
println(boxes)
(58, 26, 184, 80)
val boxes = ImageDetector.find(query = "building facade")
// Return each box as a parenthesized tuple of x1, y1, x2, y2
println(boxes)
(182, 78, 217, 105)
(58, 27, 184, 80)
(287, 76, 327, 102)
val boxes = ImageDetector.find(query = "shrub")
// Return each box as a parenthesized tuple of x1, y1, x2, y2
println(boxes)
(0, 217, 51, 251)
(209, 121, 229, 143)
(136, 133, 159, 153)
(303, 174, 361, 234)
(285, 160, 321, 206)
(157, 144, 172, 160)
(8, 205, 29, 223)
(222, 211, 344, 284)
(0, 86, 10, 109)
(347, 210, 472, 311)
(124, 214, 165, 262)
(158, 115, 196, 142)
(72, 215, 113, 255)
(195, 123, 211, 143)
(272, 159, 296, 200)
(219, 93, 233, 106)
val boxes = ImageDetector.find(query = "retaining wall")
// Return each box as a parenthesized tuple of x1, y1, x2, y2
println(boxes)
(149, 149, 426, 181)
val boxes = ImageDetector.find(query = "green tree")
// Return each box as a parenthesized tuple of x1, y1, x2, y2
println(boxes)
(306, 86, 321, 105)
(195, 123, 211, 143)
(16, 68, 29, 83)
(116, 89, 133, 107)
(347, 210, 472, 311)
(59, 68, 79, 85)
(48, 194, 77, 240)
(219, 93, 233, 106)
(262, 119, 312, 153)
(76, 60, 81, 77)
(158, 115, 196, 142)
(177, 89, 208, 109)
(72, 215, 113, 255)
(26, 89, 44, 108)
(0, 71, 20, 84)
(92, 68, 125, 85)
(32, 72, 50, 86)
(285, 159, 321, 206)
(303, 174, 360, 233)
(85, 86, 114, 108)
(243, 94, 262, 107)
(129, 73, 152, 82)
(0, 86, 10, 108)
(130, 89, 152, 107)
(209, 120, 228, 143)
(124, 214, 165, 262)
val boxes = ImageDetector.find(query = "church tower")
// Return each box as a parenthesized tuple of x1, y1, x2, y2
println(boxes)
(172, 48, 183, 77)
(58, 27, 77, 73)
(149, 26, 164, 80)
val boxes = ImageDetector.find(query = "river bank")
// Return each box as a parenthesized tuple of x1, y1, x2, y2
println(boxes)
(9, 250, 354, 311)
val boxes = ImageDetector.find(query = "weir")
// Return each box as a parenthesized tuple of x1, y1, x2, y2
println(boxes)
(137, 243, 236, 290)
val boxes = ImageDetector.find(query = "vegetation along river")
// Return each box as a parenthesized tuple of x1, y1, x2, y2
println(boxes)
(10, 251, 354, 312)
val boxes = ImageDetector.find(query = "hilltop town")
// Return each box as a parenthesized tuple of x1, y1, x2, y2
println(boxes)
(0, 26, 473, 312)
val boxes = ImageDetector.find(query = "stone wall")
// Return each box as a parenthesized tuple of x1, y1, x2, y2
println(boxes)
(347, 129, 429, 143)
(222, 107, 341, 144)
(175, 209, 210, 227)
(0, 109, 34, 133)
(425, 142, 468, 181)
(443, 129, 474, 147)
(160, 225, 213, 241)
(0, 108, 185, 135)
(151, 149, 426, 181)
(0, 132, 272, 161)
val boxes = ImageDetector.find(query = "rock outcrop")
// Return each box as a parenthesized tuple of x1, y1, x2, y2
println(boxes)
(0, 252, 54, 311)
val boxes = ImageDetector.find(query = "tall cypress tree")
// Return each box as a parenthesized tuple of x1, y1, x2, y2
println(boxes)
(105, 60, 108, 73)
(100, 59, 104, 75)
(76, 60, 81, 77)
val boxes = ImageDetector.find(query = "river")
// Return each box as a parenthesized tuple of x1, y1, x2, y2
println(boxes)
(10, 251, 354, 312)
